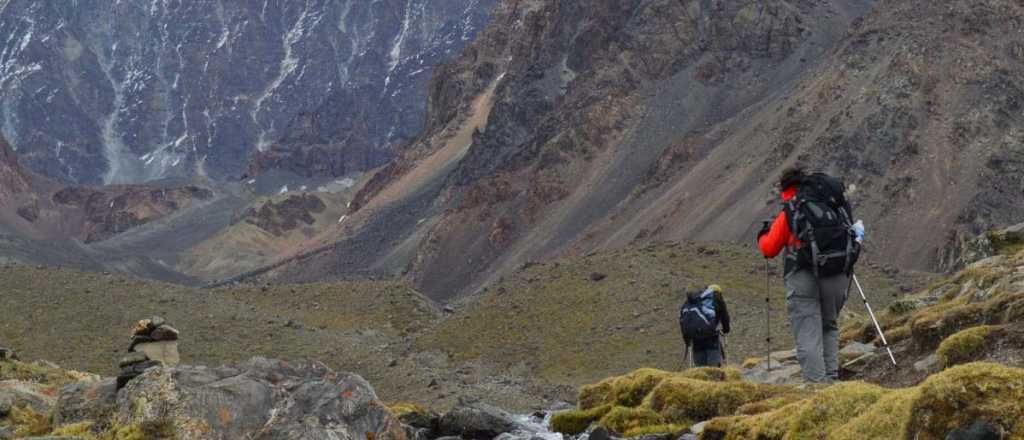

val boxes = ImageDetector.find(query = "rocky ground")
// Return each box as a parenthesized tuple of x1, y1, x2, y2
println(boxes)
(0, 241, 929, 416)
(547, 223, 1024, 439)
(0, 225, 1020, 439)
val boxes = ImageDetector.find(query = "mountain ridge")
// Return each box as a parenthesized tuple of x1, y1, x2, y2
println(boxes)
(253, 0, 1024, 300)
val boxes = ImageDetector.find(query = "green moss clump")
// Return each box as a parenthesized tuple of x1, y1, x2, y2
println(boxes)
(884, 325, 911, 345)
(936, 325, 998, 367)
(735, 393, 809, 415)
(610, 368, 672, 407)
(645, 377, 788, 423)
(785, 382, 890, 439)
(677, 367, 742, 382)
(702, 412, 790, 440)
(909, 298, 985, 349)
(550, 404, 613, 435)
(578, 381, 614, 410)
(597, 406, 664, 435)
(578, 367, 745, 412)
(908, 362, 1024, 438)
(701, 383, 888, 439)
(830, 389, 918, 440)
(621, 423, 688, 438)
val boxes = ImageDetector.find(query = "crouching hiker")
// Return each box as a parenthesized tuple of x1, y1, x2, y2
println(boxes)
(679, 284, 731, 367)
(758, 166, 860, 383)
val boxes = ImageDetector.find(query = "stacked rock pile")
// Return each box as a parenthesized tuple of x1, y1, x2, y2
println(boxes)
(116, 316, 180, 389)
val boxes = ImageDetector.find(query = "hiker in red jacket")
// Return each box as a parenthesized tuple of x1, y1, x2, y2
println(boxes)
(757, 166, 855, 383)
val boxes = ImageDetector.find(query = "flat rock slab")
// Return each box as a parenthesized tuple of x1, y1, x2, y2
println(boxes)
(742, 362, 804, 385)
(840, 342, 877, 357)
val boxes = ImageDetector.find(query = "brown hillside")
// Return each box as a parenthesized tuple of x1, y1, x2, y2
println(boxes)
(261, 0, 1024, 300)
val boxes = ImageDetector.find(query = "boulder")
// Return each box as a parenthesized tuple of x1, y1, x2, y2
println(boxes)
(52, 378, 118, 426)
(589, 426, 612, 440)
(438, 400, 524, 439)
(0, 380, 58, 414)
(839, 342, 876, 357)
(113, 357, 405, 440)
(405, 425, 432, 440)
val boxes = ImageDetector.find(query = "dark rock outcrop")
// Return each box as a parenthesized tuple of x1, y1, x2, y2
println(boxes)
(51, 185, 214, 243)
(242, 193, 327, 236)
(438, 400, 523, 440)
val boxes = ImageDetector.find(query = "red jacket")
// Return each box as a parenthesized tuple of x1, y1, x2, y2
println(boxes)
(758, 187, 798, 258)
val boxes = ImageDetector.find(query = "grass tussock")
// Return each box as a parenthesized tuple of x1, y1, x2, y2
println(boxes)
(44, 420, 177, 440)
(8, 405, 52, 437)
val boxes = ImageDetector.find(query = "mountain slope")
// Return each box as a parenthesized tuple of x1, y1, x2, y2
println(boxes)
(0, 0, 495, 184)
(259, 0, 1024, 300)
(0, 135, 30, 205)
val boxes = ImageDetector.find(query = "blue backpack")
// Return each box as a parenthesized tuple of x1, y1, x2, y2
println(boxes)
(679, 289, 718, 340)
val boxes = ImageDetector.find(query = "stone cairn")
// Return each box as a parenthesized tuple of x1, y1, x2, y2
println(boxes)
(116, 316, 180, 389)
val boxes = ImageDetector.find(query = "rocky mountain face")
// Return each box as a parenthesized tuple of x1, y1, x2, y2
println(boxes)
(0, 0, 495, 185)
(241, 193, 326, 236)
(0, 135, 29, 204)
(0, 131, 216, 273)
(257, 0, 1024, 300)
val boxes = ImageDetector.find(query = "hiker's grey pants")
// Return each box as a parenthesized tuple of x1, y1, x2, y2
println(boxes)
(785, 269, 849, 382)
(692, 347, 723, 367)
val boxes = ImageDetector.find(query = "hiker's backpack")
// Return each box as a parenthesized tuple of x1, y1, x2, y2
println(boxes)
(679, 290, 718, 340)
(784, 172, 860, 277)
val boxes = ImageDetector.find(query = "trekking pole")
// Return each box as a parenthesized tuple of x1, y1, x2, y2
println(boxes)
(852, 274, 897, 365)
(682, 343, 690, 370)
(765, 259, 772, 372)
